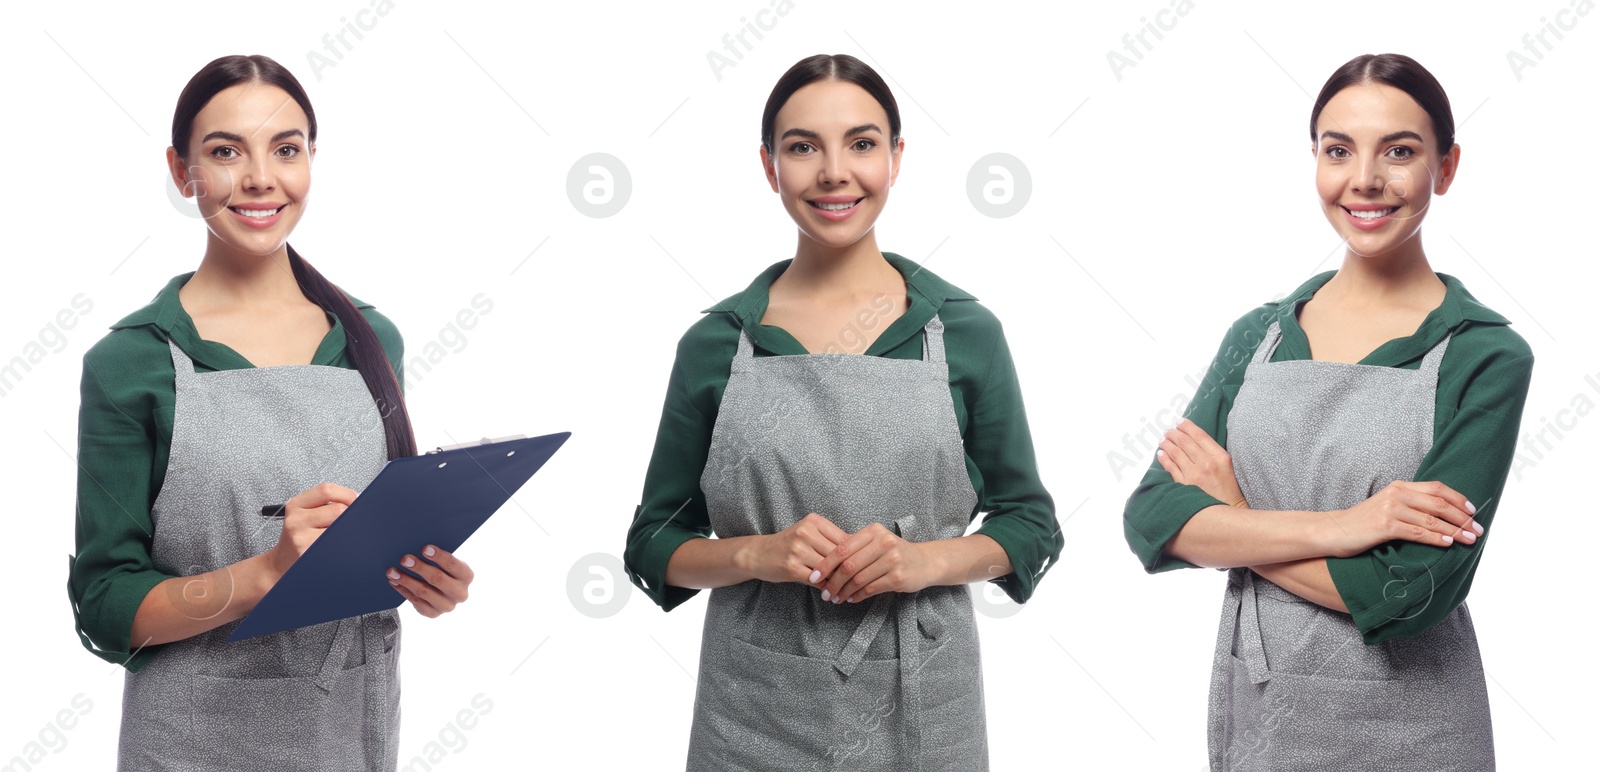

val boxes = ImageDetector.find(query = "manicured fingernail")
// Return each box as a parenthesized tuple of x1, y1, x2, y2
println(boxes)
(1156, 449, 1166, 457)
(1440, 535, 1453, 545)
(1471, 520, 1484, 535)
(386, 568, 400, 580)
(424, 546, 436, 557)
(1460, 530, 1476, 543)
(808, 569, 822, 584)
(833, 596, 843, 604)
(821, 589, 831, 601)
(1465, 500, 1477, 515)
(401, 556, 415, 568)
(847, 596, 857, 604)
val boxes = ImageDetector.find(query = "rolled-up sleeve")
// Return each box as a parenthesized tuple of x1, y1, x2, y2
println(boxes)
(623, 334, 717, 612)
(67, 353, 172, 670)
(1328, 344, 1534, 644)
(962, 314, 1061, 604)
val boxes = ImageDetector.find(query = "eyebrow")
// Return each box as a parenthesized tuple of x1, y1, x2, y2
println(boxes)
(200, 128, 306, 144)
(778, 123, 884, 142)
(1319, 129, 1425, 145)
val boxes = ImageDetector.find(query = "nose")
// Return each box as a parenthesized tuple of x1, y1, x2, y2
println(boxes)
(241, 150, 276, 194)
(1352, 153, 1385, 197)
(819, 148, 848, 187)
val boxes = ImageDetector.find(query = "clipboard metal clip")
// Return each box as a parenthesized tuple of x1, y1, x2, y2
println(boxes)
(427, 434, 528, 455)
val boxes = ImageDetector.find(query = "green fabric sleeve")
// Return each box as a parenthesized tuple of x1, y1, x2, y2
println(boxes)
(1328, 331, 1533, 644)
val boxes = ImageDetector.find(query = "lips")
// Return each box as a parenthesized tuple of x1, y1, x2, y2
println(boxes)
(1342, 205, 1397, 220)
(225, 203, 288, 229)
(808, 197, 863, 212)
(1339, 202, 1400, 231)
(229, 205, 284, 218)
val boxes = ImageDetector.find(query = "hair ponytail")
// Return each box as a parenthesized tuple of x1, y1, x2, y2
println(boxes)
(287, 245, 416, 460)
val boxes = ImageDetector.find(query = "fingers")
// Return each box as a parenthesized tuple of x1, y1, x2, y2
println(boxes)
(819, 529, 893, 600)
(390, 580, 443, 619)
(1155, 446, 1182, 480)
(1176, 418, 1230, 459)
(289, 482, 358, 509)
(296, 501, 348, 530)
(388, 554, 466, 614)
(1163, 424, 1207, 466)
(838, 555, 896, 603)
(1401, 481, 1479, 526)
(801, 512, 850, 545)
(417, 545, 475, 584)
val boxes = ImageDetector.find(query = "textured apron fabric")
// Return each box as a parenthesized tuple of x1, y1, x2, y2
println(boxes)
(686, 315, 987, 771)
(1209, 321, 1494, 771)
(118, 338, 401, 771)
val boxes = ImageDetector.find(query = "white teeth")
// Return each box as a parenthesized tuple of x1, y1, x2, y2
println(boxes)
(814, 200, 858, 211)
(233, 207, 281, 218)
(1349, 207, 1395, 220)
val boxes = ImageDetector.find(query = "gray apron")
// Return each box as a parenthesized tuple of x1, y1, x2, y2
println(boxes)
(686, 315, 987, 771)
(118, 338, 401, 771)
(1210, 320, 1494, 771)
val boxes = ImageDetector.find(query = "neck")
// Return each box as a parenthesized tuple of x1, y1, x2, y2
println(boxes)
(1326, 233, 1442, 302)
(183, 233, 306, 310)
(784, 229, 895, 294)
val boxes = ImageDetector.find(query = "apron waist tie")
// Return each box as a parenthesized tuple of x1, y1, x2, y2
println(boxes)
(313, 616, 360, 692)
(1235, 570, 1272, 685)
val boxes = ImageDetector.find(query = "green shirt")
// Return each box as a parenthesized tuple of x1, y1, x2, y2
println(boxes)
(67, 273, 404, 671)
(1122, 271, 1534, 645)
(623, 253, 1062, 612)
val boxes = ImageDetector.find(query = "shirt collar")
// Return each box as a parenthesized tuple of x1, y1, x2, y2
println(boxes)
(1270, 270, 1512, 364)
(702, 252, 977, 355)
(108, 272, 376, 370)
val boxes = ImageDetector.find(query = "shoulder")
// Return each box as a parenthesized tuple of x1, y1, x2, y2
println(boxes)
(338, 287, 405, 363)
(937, 298, 1005, 346)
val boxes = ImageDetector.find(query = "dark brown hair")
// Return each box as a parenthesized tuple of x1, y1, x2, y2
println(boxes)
(1310, 53, 1455, 153)
(761, 54, 901, 153)
(171, 55, 416, 459)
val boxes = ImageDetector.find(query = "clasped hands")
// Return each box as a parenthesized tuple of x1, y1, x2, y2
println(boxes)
(747, 513, 939, 604)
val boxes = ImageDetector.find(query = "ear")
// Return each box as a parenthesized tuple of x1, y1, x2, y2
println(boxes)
(760, 145, 779, 193)
(888, 137, 905, 187)
(166, 147, 199, 199)
(1433, 143, 1460, 195)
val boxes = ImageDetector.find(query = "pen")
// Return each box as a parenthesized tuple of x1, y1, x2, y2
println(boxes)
(260, 504, 285, 518)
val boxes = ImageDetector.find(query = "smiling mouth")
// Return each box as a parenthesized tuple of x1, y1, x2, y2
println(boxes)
(1342, 205, 1398, 220)
(809, 198, 863, 212)
(229, 205, 284, 218)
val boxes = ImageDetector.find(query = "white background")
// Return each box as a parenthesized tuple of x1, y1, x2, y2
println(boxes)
(2, 1, 1594, 769)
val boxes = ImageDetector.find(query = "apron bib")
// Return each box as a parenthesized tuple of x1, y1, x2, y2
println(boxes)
(1209, 321, 1494, 771)
(118, 338, 401, 772)
(686, 315, 988, 771)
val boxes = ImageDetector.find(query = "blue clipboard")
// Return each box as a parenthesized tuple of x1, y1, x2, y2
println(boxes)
(227, 431, 570, 642)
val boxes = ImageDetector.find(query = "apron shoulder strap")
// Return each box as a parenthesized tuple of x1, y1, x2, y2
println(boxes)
(1419, 332, 1452, 375)
(1252, 321, 1284, 365)
(921, 315, 947, 364)
(166, 336, 198, 381)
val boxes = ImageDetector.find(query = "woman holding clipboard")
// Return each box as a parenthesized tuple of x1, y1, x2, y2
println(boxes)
(623, 54, 1062, 770)
(66, 54, 473, 771)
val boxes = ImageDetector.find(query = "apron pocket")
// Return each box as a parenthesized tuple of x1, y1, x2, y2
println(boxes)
(1224, 653, 1476, 771)
(189, 665, 372, 770)
(694, 635, 904, 771)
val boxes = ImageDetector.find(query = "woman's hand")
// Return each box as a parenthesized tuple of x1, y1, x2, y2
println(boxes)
(1321, 480, 1483, 558)
(1157, 418, 1248, 508)
(740, 512, 850, 584)
(265, 482, 357, 579)
(387, 545, 474, 618)
(810, 523, 938, 604)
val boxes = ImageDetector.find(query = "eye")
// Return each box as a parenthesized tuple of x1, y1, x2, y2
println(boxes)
(275, 144, 302, 159)
(1323, 146, 1350, 160)
(1385, 145, 1415, 160)
(788, 141, 816, 155)
(851, 138, 877, 152)
(209, 146, 239, 160)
